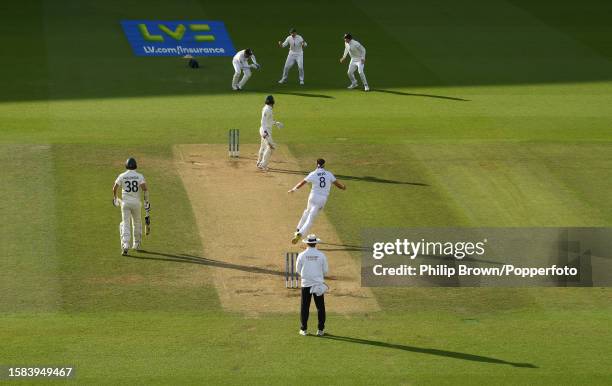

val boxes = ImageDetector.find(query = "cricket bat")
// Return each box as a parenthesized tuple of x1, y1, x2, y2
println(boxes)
(145, 209, 151, 236)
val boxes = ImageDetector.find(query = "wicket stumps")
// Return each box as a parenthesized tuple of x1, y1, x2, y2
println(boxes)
(285, 252, 299, 289)
(229, 129, 240, 158)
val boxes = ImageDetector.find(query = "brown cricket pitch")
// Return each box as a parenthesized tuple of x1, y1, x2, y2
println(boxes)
(174, 144, 379, 315)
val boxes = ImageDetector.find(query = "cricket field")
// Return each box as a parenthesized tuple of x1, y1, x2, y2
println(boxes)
(1, 0, 611, 384)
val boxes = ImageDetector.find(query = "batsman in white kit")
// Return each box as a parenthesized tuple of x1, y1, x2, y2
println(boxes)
(340, 33, 369, 91)
(256, 95, 284, 170)
(232, 48, 260, 91)
(278, 28, 307, 85)
(112, 157, 150, 256)
(288, 159, 346, 244)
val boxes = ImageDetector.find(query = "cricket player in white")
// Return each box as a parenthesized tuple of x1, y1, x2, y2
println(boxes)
(288, 159, 346, 244)
(112, 157, 150, 256)
(340, 33, 369, 91)
(256, 95, 284, 170)
(232, 48, 260, 90)
(296, 234, 328, 336)
(278, 28, 307, 85)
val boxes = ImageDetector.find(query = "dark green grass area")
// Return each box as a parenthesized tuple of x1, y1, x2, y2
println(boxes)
(2, 0, 612, 384)
(3, 0, 612, 104)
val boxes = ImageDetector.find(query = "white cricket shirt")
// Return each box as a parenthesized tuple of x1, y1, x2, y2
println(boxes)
(296, 247, 328, 288)
(342, 39, 366, 61)
(233, 49, 258, 65)
(259, 104, 275, 137)
(305, 167, 336, 198)
(281, 34, 307, 54)
(115, 170, 146, 203)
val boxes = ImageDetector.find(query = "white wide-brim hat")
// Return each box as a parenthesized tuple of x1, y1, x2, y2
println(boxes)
(302, 234, 321, 244)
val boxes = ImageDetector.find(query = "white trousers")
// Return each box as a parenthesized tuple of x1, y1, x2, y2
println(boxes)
(297, 194, 327, 235)
(120, 200, 142, 249)
(257, 136, 276, 168)
(348, 59, 368, 86)
(281, 53, 304, 82)
(232, 59, 252, 89)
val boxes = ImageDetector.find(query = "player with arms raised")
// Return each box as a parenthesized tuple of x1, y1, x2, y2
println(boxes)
(112, 157, 150, 256)
(288, 159, 346, 244)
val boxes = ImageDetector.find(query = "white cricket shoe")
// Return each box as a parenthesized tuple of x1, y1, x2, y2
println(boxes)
(278, 79, 287, 84)
(299, 80, 304, 85)
(121, 248, 128, 256)
(364, 86, 370, 92)
(133, 242, 141, 251)
(299, 330, 308, 336)
(347, 83, 358, 89)
(316, 330, 325, 336)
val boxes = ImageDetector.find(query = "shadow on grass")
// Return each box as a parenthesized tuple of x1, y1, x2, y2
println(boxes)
(131, 250, 284, 277)
(274, 91, 335, 99)
(318, 242, 370, 252)
(268, 168, 429, 186)
(372, 89, 470, 101)
(321, 334, 537, 368)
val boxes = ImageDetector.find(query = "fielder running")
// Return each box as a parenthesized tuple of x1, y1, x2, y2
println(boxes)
(296, 234, 328, 336)
(278, 28, 307, 85)
(232, 48, 260, 91)
(256, 95, 284, 170)
(112, 157, 150, 256)
(288, 159, 346, 244)
(340, 33, 369, 91)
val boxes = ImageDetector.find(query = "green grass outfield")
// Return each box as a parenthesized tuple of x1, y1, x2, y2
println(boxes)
(1, 0, 612, 384)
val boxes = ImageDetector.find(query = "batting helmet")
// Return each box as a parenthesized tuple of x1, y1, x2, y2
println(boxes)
(126, 157, 137, 170)
(245, 48, 253, 57)
(265, 95, 275, 105)
(344, 33, 352, 40)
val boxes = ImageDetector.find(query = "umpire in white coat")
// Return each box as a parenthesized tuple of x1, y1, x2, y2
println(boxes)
(295, 234, 329, 336)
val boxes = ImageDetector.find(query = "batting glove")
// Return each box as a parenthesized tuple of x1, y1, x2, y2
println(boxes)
(276, 121, 284, 129)
(251, 63, 260, 69)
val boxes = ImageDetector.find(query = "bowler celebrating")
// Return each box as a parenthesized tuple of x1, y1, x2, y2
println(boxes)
(288, 159, 346, 244)
(232, 48, 259, 91)
(340, 33, 369, 91)
(112, 157, 150, 256)
(256, 95, 284, 170)
(278, 28, 307, 85)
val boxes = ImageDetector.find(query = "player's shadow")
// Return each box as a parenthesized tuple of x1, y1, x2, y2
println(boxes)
(268, 168, 429, 186)
(372, 89, 470, 101)
(131, 250, 285, 277)
(318, 242, 370, 252)
(321, 334, 537, 368)
(273, 91, 335, 99)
